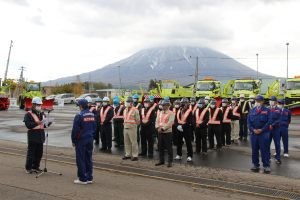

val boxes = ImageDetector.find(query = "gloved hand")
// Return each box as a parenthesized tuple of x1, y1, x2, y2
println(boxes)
(177, 125, 183, 132)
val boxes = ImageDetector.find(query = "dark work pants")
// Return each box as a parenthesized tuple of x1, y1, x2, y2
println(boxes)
(94, 125, 100, 144)
(140, 125, 154, 156)
(100, 124, 112, 150)
(114, 122, 124, 146)
(239, 115, 248, 138)
(25, 142, 43, 170)
(75, 139, 93, 182)
(208, 125, 222, 149)
(172, 125, 178, 146)
(195, 128, 208, 153)
(222, 123, 231, 146)
(176, 129, 193, 157)
(158, 132, 173, 163)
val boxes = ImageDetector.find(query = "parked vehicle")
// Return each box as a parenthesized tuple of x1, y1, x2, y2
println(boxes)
(54, 93, 75, 104)
(46, 95, 56, 100)
(75, 93, 99, 103)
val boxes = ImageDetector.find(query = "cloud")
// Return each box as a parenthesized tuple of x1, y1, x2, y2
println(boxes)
(6, 0, 29, 6)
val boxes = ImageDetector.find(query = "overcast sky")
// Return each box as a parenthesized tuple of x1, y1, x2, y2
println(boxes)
(0, 0, 299, 82)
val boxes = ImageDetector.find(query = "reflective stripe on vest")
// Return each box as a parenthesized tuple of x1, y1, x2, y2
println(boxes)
(221, 107, 231, 123)
(27, 111, 44, 130)
(177, 108, 192, 125)
(208, 108, 221, 125)
(141, 104, 156, 124)
(190, 104, 197, 114)
(100, 106, 112, 125)
(158, 110, 172, 128)
(195, 108, 208, 125)
(135, 103, 141, 109)
(114, 105, 124, 119)
(232, 105, 240, 117)
(124, 107, 138, 124)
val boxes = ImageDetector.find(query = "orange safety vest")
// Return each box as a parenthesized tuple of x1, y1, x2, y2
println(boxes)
(27, 111, 44, 130)
(177, 108, 192, 125)
(221, 106, 231, 123)
(124, 107, 138, 125)
(100, 106, 112, 125)
(141, 104, 156, 124)
(232, 105, 240, 117)
(195, 108, 208, 125)
(114, 105, 124, 119)
(208, 108, 221, 125)
(135, 103, 141, 109)
(157, 110, 173, 128)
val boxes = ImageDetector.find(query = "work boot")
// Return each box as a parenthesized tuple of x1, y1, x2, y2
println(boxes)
(167, 163, 172, 168)
(250, 166, 260, 172)
(148, 154, 153, 159)
(131, 157, 138, 161)
(263, 167, 271, 174)
(33, 168, 43, 173)
(105, 149, 112, 154)
(138, 153, 146, 157)
(122, 156, 131, 160)
(155, 162, 164, 166)
(25, 169, 33, 174)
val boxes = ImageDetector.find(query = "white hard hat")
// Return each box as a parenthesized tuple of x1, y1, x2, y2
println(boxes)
(249, 94, 255, 99)
(102, 96, 110, 102)
(32, 97, 43, 105)
(240, 94, 245, 98)
(204, 96, 210, 100)
(85, 96, 93, 103)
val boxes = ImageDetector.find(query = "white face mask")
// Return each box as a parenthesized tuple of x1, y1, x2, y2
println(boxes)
(125, 102, 131, 107)
(144, 103, 149, 108)
(232, 100, 236, 105)
(204, 100, 209, 104)
(175, 105, 180, 108)
(191, 102, 195, 105)
(96, 103, 101, 107)
(250, 98, 255, 102)
(159, 105, 163, 109)
(240, 98, 245, 102)
(210, 104, 216, 109)
(102, 102, 108, 106)
(222, 103, 227, 107)
(36, 106, 42, 111)
(269, 101, 275, 106)
(197, 104, 203, 108)
(255, 102, 261, 107)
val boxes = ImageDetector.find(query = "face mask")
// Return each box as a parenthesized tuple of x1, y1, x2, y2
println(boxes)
(277, 105, 283, 109)
(144, 103, 149, 108)
(222, 103, 227, 107)
(210, 104, 216, 109)
(162, 106, 168, 111)
(240, 98, 245, 102)
(133, 99, 138, 102)
(159, 105, 163, 110)
(250, 99, 255, 102)
(125, 102, 131, 107)
(191, 102, 195, 106)
(197, 104, 203, 108)
(175, 105, 180, 108)
(269, 101, 275, 106)
(96, 103, 101, 107)
(255, 102, 261, 107)
(204, 100, 209, 104)
(36, 106, 42, 112)
(232, 100, 236, 105)
(102, 102, 108, 106)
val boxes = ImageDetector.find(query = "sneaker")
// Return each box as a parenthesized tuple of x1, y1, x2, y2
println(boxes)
(263, 167, 271, 174)
(250, 166, 260, 172)
(174, 155, 182, 160)
(187, 156, 192, 162)
(284, 153, 289, 158)
(87, 180, 93, 184)
(273, 152, 277, 156)
(33, 168, 43, 173)
(25, 169, 33, 174)
(276, 160, 282, 165)
(74, 179, 87, 185)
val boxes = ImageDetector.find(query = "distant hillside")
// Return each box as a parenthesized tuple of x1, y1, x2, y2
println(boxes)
(43, 46, 275, 89)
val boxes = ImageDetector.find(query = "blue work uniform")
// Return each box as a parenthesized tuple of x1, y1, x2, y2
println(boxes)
(269, 106, 282, 161)
(280, 108, 291, 154)
(248, 106, 271, 169)
(71, 109, 96, 182)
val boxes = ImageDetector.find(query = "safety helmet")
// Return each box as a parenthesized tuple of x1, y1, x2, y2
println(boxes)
(249, 94, 255, 99)
(222, 98, 228, 103)
(149, 95, 155, 102)
(239, 94, 245, 98)
(255, 95, 264, 101)
(85, 96, 93, 103)
(278, 99, 285, 104)
(231, 96, 238, 101)
(132, 94, 139, 99)
(95, 97, 102, 102)
(126, 96, 133, 102)
(190, 97, 196, 102)
(144, 97, 151, 103)
(204, 96, 210, 100)
(180, 97, 189, 104)
(210, 99, 217, 105)
(113, 99, 120, 105)
(77, 99, 88, 107)
(32, 97, 43, 105)
(197, 98, 205, 104)
(174, 99, 181, 105)
(270, 96, 277, 101)
(162, 99, 171, 106)
(102, 96, 110, 102)
(164, 96, 170, 101)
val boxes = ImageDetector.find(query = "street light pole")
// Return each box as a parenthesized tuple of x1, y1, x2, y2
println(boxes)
(256, 53, 259, 79)
(4, 40, 13, 83)
(286, 42, 289, 79)
(117, 66, 122, 95)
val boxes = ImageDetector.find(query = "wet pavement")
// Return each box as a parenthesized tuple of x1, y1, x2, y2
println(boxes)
(0, 105, 300, 179)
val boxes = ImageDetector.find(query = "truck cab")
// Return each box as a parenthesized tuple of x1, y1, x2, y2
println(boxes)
(285, 76, 300, 104)
(233, 79, 261, 98)
(195, 78, 221, 98)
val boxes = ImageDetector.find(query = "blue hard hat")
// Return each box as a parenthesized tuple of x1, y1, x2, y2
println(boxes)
(144, 97, 150, 102)
(162, 99, 171, 105)
(278, 99, 285, 104)
(231, 96, 238, 101)
(132, 94, 139, 99)
(164, 96, 170, 101)
(270, 96, 277, 101)
(77, 99, 88, 106)
(113, 99, 120, 105)
(255, 95, 264, 101)
(149, 95, 155, 102)
(95, 97, 102, 102)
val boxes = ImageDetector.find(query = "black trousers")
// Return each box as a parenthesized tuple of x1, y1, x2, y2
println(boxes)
(222, 123, 231, 146)
(172, 125, 178, 146)
(100, 124, 112, 149)
(25, 142, 43, 170)
(176, 129, 193, 157)
(158, 132, 173, 163)
(239, 115, 248, 138)
(114, 122, 124, 146)
(208, 125, 222, 149)
(94, 125, 100, 144)
(140, 125, 154, 156)
(195, 128, 208, 153)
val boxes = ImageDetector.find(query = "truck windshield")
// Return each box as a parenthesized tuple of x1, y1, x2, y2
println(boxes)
(162, 83, 175, 89)
(286, 81, 300, 90)
(26, 83, 40, 91)
(197, 82, 215, 91)
(234, 82, 254, 91)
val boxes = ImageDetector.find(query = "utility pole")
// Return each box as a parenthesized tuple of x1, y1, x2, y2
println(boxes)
(117, 66, 122, 95)
(19, 66, 25, 83)
(256, 53, 259, 79)
(4, 40, 13, 83)
(286, 42, 289, 79)
(192, 56, 199, 97)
